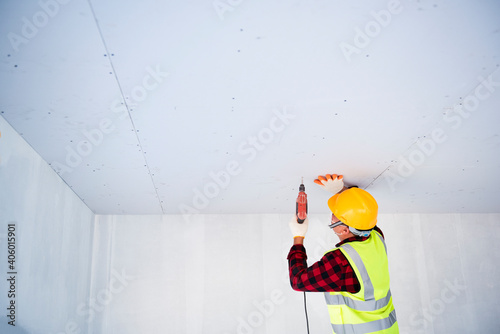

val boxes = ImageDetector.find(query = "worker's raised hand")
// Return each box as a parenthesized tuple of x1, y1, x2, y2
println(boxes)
(314, 174, 344, 194)
(289, 216, 308, 238)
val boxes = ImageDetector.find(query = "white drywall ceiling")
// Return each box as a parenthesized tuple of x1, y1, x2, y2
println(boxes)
(1, 0, 499, 214)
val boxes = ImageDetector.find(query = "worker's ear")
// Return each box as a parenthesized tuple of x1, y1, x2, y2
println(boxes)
(339, 225, 350, 235)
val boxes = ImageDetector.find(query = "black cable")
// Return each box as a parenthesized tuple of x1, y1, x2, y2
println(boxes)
(303, 291, 310, 334)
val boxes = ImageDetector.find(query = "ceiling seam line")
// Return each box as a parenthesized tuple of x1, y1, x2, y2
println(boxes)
(363, 136, 420, 190)
(86, 0, 165, 213)
(363, 165, 393, 190)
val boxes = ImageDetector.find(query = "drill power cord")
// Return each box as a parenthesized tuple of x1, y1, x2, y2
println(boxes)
(303, 291, 310, 334)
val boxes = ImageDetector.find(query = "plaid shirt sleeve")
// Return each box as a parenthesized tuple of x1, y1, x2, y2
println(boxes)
(287, 245, 360, 293)
(287, 226, 385, 293)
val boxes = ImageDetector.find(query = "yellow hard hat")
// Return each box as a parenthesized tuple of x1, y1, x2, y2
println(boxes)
(327, 188, 378, 230)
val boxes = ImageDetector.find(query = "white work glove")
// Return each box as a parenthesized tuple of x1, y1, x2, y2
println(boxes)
(289, 216, 309, 238)
(314, 174, 344, 194)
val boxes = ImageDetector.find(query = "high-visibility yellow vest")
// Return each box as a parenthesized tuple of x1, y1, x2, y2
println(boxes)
(324, 230, 398, 334)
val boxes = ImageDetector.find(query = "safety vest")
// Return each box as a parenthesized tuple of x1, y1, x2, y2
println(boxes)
(324, 230, 398, 334)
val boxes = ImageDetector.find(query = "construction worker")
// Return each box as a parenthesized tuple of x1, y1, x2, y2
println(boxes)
(287, 174, 399, 333)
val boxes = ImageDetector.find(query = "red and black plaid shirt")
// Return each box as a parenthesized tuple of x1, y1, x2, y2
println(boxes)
(287, 226, 384, 293)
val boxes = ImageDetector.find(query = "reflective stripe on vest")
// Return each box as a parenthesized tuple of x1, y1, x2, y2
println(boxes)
(342, 243, 375, 300)
(325, 289, 392, 312)
(324, 231, 398, 334)
(331, 309, 397, 334)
